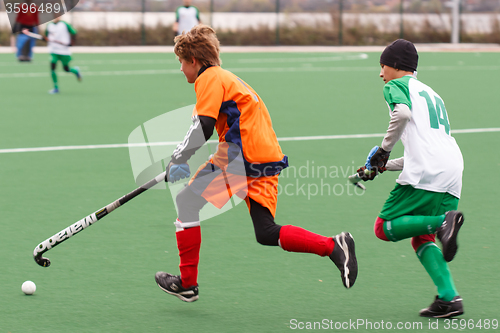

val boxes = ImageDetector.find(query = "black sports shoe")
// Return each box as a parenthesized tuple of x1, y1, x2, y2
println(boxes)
(155, 272, 199, 302)
(419, 296, 464, 318)
(437, 211, 464, 262)
(329, 232, 358, 289)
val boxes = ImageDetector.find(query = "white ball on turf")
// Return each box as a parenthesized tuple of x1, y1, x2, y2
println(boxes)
(22, 281, 36, 295)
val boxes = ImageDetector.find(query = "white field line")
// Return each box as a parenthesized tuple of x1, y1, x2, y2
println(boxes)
(0, 59, 179, 67)
(0, 127, 498, 154)
(0, 55, 368, 67)
(1, 64, 500, 79)
(2, 44, 500, 54)
(236, 54, 368, 63)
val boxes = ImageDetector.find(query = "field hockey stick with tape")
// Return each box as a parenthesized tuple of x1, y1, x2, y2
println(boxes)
(22, 29, 68, 46)
(347, 146, 382, 191)
(348, 172, 367, 191)
(33, 171, 167, 267)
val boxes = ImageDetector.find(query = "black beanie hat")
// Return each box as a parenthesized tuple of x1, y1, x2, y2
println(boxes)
(380, 39, 418, 72)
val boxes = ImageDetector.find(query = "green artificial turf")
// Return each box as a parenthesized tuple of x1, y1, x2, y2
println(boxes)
(0, 50, 499, 332)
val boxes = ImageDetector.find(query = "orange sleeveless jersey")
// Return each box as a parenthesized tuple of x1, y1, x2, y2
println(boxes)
(191, 66, 288, 216)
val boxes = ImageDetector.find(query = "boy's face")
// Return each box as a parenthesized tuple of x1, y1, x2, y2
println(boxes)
(179, 57, 199, 84)
(379, 64, 400, 84)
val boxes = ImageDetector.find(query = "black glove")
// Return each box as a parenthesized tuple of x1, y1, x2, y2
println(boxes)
(369, 147, 390, 172)
(357, 166, 378, 182)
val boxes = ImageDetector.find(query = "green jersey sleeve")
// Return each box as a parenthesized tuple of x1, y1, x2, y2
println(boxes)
(63, 21, 77, 35)
(175, 6, 181, 22)
(195, 6, 200, 21)
(45, 23, 51, 37)
(383, 76, 412, 112)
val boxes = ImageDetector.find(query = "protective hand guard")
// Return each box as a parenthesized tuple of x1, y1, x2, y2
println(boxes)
(369, 147, 390, 172)
(355, 145, 390, 182)
(165, 162, 191, 183)
(356, 166, 377, 181)
(364, 146, 379, 170)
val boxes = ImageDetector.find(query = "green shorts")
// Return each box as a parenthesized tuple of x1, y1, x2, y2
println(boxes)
(50, 54, 72, 66)
(379, 184, 459, 221)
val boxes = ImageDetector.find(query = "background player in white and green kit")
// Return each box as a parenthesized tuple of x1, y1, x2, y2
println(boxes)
(45, 16, 81, 94)
(173, 0, 201, 36)
(356, 39, 465, 318)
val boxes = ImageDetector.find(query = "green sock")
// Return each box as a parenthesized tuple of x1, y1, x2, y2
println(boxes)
(417, 242, 458, 302)
(383, 215, 445, 241)
(51, 70, 58, 89)
(70, 68, 79, 76)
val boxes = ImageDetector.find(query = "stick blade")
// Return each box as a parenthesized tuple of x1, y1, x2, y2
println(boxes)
(34, 254, 51, 267)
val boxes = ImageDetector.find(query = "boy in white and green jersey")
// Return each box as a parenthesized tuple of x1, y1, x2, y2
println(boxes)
(45, 16, 81, 94)
(173, 0, 200, 36)
(356, 39, 465, 318)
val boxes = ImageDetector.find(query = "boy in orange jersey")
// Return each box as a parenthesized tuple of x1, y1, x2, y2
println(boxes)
(155, 25, 358, 302)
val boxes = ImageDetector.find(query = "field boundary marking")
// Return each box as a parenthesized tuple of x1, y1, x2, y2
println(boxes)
(1, 44, 500, 54)
(1, 127, 499, 154)
(2, 64, 500, 79)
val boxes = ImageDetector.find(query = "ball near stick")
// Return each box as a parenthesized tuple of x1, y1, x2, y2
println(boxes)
(22, 281, 36, 295)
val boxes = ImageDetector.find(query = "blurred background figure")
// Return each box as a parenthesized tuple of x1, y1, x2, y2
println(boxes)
(173, 0, 201, 37)
(12, 0, 40, 62)
(46, 15, 82, 94)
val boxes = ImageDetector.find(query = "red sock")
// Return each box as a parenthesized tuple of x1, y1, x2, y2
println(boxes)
(374, 217, 389, 241)
(279, 225, 334, 257)
(176, 224, 201, 289)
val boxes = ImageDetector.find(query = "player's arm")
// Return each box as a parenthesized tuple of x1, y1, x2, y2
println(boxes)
(166, 69, 223, 183)
(166, 115, 215, 182)
(357, 103, 411, 181)
(381, 103, 412, 152)
(173, 7, 180, 34)
(65, 22, 77, 46)
(386, 157, 404, 171)
(369, 79, 413, 172)
(195, 7, 201, 23)
(171, 115, 216, 164)
(369, 103, 412, 172)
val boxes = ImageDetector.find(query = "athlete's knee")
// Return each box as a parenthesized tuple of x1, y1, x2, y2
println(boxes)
(374, 217, 390, 241)
(63, 65, 70, 72)
(249, 198, 281, 246)
(175, 187, 207, 222)
(254, 223, 281, 246)
(50, 63, 56, 71)
(411, 235, 436, 252)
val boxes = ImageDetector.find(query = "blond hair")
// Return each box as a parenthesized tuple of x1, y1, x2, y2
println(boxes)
(174, 25, 221, 67)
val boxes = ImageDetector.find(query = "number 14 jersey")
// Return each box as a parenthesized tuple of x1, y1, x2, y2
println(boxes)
(383, 75, 463, 198)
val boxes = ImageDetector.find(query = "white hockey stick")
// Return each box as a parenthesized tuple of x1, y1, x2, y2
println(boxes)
(348, 173, 366, 191)
(22, 29, 68, 45)
(22, 29, 46, 40)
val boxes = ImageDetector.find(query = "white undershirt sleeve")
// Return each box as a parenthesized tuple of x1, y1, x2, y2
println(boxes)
(381, 103, 412, 152)
(386, 157, 404, 171)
